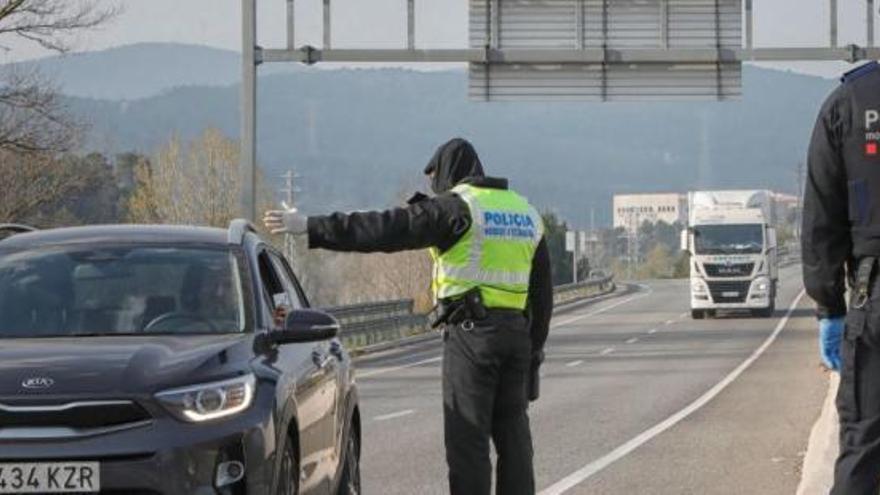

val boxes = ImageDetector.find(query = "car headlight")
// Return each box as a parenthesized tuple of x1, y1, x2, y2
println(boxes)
(156, 374, 255, 422)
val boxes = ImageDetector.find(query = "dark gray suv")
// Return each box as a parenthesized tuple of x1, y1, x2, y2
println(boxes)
(0, 221, 360, 495)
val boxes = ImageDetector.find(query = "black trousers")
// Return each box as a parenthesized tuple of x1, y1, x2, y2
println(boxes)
(833, 295, 880, 495)
(442, 311, 535, 495)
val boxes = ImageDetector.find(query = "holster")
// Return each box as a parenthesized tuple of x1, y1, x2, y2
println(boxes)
(528, 350, 544, 402)
(432, 288, 488, 328)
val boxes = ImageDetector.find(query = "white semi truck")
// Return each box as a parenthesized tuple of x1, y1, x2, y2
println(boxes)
(681, 190, 778, 319)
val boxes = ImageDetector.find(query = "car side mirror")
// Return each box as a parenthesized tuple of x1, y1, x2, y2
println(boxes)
(271, 309, 340, 345)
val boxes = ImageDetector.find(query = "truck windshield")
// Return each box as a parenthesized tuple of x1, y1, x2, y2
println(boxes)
(0, 245, 246, 338)
(693, 224, 764, 255)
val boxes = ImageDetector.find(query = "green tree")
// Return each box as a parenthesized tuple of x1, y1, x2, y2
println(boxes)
(54, 152, 123, 224)
(541, 211, 572, 285)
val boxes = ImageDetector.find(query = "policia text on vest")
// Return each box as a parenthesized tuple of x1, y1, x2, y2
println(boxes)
(262, 138, 555, 495)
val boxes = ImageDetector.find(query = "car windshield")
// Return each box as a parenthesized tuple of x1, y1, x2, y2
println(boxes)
(0, 245, 246, 338)
(693, 224, 764, 255)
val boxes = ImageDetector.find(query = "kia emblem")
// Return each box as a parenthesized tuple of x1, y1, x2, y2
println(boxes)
(21, 377, 54, 390)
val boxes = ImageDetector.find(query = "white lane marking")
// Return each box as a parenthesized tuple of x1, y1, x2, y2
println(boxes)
(552, 285, 653, 329)
(664, 319, 674, 325)
(625, 337, 639, 344)
(357, 356, 442, 379)
(373, 409, 415, 422)
(539, 289, 806, 495)
(566, 360, 584, 367)
(600, 347, 615, 356)
(678, 312, 689, 319)
(647, 328, 658, 335)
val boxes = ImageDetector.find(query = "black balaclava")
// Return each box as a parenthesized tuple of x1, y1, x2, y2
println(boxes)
(423, 138, 485, 194)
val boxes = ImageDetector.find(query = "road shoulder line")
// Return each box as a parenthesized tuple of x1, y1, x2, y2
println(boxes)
(796, 374, 839, 495)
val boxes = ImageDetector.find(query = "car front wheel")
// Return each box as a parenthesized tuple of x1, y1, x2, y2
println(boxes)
(337, 429, 361, 495)
(277, 438, 299, 495)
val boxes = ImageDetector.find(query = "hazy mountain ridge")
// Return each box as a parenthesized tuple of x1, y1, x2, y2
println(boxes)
(8, 43, 302, 100)
(51, 44, 837, 227)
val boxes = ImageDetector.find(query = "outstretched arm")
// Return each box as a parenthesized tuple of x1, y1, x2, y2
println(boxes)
(306, 195, 471, 253)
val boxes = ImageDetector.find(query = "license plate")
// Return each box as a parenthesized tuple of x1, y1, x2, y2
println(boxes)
(0, 462, 99, 493)
(722, 291, 740, 298)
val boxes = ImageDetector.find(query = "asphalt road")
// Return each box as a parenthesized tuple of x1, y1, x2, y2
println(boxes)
(353, 266, 827, 494)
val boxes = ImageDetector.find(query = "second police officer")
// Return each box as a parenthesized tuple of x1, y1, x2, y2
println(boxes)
(803, 60, 880, 495)
(264, 138, 553, 495)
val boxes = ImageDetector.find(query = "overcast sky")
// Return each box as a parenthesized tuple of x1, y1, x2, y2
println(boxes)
(2, 0, 877, 77)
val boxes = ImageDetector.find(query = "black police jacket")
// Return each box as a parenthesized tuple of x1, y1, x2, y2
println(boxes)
(802, 61, 880, 318)
(306, 176, 554, 352)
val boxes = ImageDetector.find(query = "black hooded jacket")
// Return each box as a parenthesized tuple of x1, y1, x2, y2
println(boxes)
(307, 138, 554, 352)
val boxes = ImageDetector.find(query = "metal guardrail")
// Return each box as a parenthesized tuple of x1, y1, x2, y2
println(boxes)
(326, 274, 616, 350)
(327, 299, 413, 324)
(325, 299, 423, 349)
(553, 276, 615, 306)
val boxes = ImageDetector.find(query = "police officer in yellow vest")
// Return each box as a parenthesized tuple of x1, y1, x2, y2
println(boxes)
(264, 138, 553, 495)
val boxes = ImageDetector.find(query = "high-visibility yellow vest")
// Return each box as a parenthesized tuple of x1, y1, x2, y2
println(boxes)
(429, 183, 544, 310)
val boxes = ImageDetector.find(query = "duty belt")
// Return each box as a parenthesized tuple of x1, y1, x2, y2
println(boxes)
(854, 257, 877, 309)
(432, 288, 489, 329)
(432, 288, 523, 330)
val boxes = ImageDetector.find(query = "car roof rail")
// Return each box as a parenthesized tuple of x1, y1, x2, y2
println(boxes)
(0, 223, 38, 240)
(228, 219, 258, 245)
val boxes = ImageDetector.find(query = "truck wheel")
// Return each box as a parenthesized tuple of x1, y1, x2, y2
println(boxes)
(691, 310, 704, 320)
(757, 302, 775, 318)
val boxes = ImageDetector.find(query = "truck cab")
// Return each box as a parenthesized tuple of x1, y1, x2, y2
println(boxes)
(681, 191, 778, 319)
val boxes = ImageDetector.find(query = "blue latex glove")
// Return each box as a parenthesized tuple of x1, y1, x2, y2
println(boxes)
(819, 317, 845, 371)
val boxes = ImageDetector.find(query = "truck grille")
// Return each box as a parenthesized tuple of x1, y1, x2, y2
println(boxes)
(0, 400, 151, 429)
(708, 281, 751, 303)
(703, 263, 754, 278)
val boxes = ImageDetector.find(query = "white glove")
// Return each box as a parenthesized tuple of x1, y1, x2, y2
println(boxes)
(263, 202, 308, 235)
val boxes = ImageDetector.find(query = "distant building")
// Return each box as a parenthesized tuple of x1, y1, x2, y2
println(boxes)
(613, 193, 687, 232)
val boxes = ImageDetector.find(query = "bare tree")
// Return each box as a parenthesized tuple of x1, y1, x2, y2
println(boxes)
(0, 0, 118, 153)
(298, 249, 432, 310)
(128, 129, 274, 228)
(0, 68, 78, 153)
(336, 250, 432, 309)
(0, 0, 117, 53)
